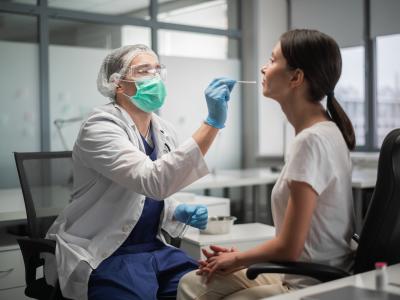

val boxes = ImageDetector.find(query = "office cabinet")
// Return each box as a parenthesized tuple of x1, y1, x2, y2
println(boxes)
(0, 286, 30, 300)
(0, 231, 29, 300)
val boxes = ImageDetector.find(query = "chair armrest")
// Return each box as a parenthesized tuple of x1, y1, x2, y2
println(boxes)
(246, 261, 350, 283)
(352, 233, 360, 243)
(17, 237, 56, 286)
(17, 237, 56, 254)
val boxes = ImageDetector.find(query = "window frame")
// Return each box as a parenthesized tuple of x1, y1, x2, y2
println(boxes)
(0, 0, 241, 151)
(374, 33, 400, 148)
(286, 0, 387, 152)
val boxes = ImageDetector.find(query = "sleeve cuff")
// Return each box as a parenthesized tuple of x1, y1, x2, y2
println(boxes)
(182, 137, 210, 178)
(283, 172, 324, 195)
(162, 197, 185, 238)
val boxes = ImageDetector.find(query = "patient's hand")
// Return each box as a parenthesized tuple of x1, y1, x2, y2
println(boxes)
(196, 245, 244, 282)
(196, 245, 236, 275)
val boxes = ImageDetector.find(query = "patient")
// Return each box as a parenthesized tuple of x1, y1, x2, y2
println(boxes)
(177, 29, 356, 300)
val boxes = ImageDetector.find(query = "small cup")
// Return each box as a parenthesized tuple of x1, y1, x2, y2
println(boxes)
(200, 216, 237, 235)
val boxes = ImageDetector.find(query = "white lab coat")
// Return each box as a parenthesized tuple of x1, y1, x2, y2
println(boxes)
(45, 103, 209, 300)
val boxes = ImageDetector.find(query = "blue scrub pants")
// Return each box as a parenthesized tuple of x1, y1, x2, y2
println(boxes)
(88, 246, 197, 300)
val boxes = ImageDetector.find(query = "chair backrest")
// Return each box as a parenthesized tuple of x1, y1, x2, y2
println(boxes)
(14, 151, 73, 238)
(354, 128, 400, 273)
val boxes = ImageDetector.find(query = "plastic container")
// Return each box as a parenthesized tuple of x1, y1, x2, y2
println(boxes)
(200, 216, 237, 235)
(375, 262, 388, 291)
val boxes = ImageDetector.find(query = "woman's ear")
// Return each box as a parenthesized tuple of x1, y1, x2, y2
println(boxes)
(289, 68, 305, 88)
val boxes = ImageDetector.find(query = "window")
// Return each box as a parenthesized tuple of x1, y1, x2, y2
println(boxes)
(375, 34, 400, 147)
(157, 0, 239, 59)
(48, 0, 150, 18)
(290, 0, 365, 149)
(259, 0, 365, 156)
(6, 0, 36, 4)
(0, 13, 40, 188)
(158, 0, 238, 30)
(49, 19, 150, 49)
(49, 19, 150, 150)
(370, 0, 400, 148)
(336, 46, 365, 146)
(158, 29, 238, 59)
(0, 0, 240, 168)
(0, 11, 37, 43)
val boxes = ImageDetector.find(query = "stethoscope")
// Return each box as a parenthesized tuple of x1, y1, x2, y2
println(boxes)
(160, 129, 171, 154)
(163, 143, 171, 153)
(138, 126, 171, 154)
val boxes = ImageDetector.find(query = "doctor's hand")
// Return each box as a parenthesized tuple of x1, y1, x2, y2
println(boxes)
(174, 204, 208, 230)
(204, 77, 236, 129)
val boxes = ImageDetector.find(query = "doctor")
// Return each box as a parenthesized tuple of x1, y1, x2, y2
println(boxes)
(45, 44, 236, 300)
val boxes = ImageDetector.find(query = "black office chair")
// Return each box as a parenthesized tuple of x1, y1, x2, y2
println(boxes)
(14, 151, 181, 300)
(247, 128, 400, 282)
(14, 151, 73, 300)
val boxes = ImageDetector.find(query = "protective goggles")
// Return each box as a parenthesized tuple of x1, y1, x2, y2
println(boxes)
(126, 63, 167, 81)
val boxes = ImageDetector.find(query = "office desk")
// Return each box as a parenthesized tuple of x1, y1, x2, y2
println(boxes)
(0, 166, 377, 223)
(183, 168, 280, 223)
(184, 169, 280, 191)
(183, 168, 377, 227)
(0, 188, 26, 222)
(0, 188, 231, 222)
(264, 263, 400, 299)
(0, 186, 71, 222)
(181, 223, 275, 260)
(183, 167, 377, 193)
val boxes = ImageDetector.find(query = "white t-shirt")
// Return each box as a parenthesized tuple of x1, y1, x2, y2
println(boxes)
(271, 121, 355, 288)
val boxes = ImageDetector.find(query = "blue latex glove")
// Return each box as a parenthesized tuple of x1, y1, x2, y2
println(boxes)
(204, 77, 236, 129)
(174, 204, 208, 230)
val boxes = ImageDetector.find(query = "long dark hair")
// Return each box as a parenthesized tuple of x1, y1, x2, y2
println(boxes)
(280, 29, 356, 150)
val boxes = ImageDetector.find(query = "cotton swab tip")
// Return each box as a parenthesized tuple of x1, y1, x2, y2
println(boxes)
(236, 80, 257, 84)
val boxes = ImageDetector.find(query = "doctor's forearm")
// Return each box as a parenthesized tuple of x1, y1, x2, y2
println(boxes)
(192, 123, 219, 155)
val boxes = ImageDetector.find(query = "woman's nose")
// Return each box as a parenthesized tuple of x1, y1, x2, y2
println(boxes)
(260, 66, 266, 75)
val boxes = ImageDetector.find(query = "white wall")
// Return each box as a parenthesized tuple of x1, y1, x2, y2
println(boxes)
(159, 55, 241, 170)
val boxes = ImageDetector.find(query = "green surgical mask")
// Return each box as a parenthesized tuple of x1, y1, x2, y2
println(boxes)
(124, 77, 166, 113)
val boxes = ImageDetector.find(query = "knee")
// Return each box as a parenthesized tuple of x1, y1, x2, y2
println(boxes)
(177, 270, 204, 300)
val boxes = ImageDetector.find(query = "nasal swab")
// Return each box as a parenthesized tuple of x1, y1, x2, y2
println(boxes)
(236, 80, 257, 84)
(178, 223, 190, 239)
(178, 214, 192, 239)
